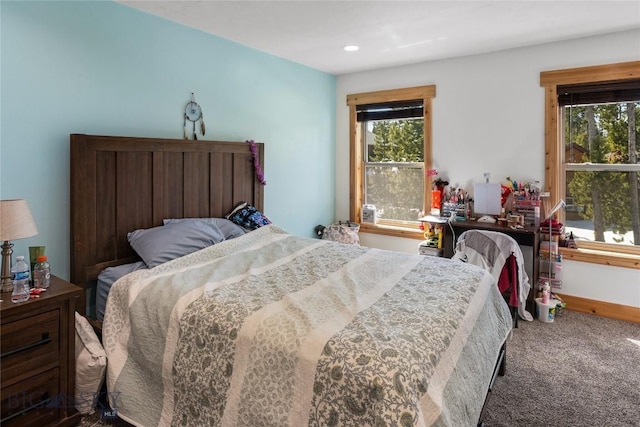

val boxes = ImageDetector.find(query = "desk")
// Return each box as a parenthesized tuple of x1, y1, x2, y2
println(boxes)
(442, 220, 539, 313)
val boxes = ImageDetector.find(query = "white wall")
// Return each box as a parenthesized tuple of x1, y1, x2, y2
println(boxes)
(335, 30, 640, 309)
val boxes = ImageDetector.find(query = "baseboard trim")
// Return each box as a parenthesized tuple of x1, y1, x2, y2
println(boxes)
(556, 293, 640, 324)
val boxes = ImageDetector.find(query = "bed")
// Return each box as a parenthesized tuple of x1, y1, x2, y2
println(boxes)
(70, 134, 512, 427)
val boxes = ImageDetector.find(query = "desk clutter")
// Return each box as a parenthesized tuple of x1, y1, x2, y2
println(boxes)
(418, 221, 445, 256)
(426, 172, 543, 227)
(420, 174, 549, 316)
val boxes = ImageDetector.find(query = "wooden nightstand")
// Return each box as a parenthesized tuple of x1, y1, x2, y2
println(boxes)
(0, 275, 82, 427)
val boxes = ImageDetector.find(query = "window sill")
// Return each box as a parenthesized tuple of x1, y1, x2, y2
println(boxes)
(358, 223, 640, 269)
(358, 222, 425, 240)
(559, 247, 640, 270)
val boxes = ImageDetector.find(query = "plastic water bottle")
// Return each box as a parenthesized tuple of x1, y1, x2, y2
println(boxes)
(33, 255, 51, 289)
(11, 256, 31, 303)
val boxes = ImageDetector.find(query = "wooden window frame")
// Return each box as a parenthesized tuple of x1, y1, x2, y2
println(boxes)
(540, 61, 640, 269)
(347, 85, 435, 240)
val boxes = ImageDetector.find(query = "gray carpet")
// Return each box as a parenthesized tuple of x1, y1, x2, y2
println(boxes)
(482, 310, 640, 427)
(80, 310, 639, 427)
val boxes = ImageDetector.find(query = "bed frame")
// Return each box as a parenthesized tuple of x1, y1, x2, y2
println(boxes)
(69, 134, 506, 424)
(69, 134, 264, 318)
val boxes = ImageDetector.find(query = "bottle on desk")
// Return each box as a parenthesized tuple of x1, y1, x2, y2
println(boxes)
(11, 255, 31, 303)
(33, 255, 51, 289)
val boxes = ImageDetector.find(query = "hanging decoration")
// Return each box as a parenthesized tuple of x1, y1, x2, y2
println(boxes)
(183, 92, 206, 140)
(247, 139, 266, 185)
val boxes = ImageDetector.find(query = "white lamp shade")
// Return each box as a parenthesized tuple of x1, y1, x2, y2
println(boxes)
(0, 199, 39, 241)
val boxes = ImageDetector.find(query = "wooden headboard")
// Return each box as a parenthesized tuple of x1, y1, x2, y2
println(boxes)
(70, 134, 264, 316)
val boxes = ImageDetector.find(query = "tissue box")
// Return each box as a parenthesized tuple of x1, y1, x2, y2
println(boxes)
(361, 204, 377, 224)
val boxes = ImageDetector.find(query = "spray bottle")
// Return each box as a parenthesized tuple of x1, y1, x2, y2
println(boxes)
(542, 281, 550, 304)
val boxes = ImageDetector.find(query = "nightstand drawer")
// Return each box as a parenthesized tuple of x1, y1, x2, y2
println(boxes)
(0, 310, 60, 385)
(0, 276, 82, 426)
(0, 368, 60, 427)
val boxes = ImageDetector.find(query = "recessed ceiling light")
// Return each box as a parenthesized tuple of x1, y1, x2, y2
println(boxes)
(343, 45, 359, 52)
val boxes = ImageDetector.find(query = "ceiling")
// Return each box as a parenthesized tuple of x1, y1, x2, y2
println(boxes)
(118, 1, 640, 75)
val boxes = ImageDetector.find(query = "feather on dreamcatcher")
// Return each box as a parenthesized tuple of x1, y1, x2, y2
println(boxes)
(184, 92, 206, 140)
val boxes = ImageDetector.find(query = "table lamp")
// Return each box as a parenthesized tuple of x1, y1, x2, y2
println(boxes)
(1, 199, 39, 292)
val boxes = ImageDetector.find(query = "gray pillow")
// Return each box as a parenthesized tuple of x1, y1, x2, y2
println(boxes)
(163, 217, 246, 240)
(96, 261, 146, 321)
(128, 221, 225, 268)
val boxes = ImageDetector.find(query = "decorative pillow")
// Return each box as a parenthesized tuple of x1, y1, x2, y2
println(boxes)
(163, 217, 246, 240)
(75, 312, 107, 415)
(127, 220, 225, 268)
(225, 202, 272, 230)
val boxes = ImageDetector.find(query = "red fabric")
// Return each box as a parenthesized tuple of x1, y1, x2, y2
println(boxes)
(497, 253, 519, 308)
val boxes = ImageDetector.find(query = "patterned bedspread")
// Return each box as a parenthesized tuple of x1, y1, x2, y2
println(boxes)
(103, 225, 512, 427)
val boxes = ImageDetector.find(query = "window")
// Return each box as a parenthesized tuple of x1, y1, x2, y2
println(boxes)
(347, 86, 435, 238)
(540, 61, 640, 268)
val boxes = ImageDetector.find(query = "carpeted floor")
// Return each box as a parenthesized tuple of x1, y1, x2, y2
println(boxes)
(482, 309, 640, 427)
(79, 310, 639, 427)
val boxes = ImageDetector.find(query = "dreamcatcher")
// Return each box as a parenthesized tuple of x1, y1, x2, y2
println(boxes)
(183, 92, 206, 140)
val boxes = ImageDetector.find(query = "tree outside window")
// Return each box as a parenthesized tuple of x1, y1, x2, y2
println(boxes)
(564, 102, 639, 247)
(364, 117, 424, 222)
(541, 61, 640, 268)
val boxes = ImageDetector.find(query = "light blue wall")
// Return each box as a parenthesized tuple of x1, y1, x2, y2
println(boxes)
(1, 1, 336, 280)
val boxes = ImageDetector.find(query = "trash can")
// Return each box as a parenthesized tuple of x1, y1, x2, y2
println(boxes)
(535, 297, 559, 323)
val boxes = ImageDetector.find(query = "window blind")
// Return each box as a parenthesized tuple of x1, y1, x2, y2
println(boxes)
(356, 99, 423, 121)
(558, 80, 640, 106)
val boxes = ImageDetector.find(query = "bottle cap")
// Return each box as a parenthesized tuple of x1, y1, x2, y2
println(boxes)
(16, 255, 24, 261)
(37, 255, 47, 262)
